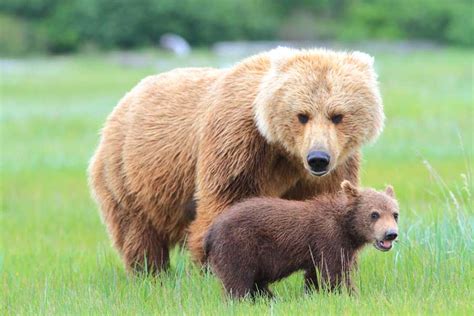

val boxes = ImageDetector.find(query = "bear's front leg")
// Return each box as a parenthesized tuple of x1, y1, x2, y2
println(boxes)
(187, 199, 230, 264)
(321, 267, 356, 294)
(253, 281, 274, 299)
(344, 275, 357, 295)
(304, 269, 320, 293)
(187, 98, 273, 264)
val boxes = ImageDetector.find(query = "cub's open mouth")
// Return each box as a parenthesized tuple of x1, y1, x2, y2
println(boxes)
(374, 240, 393, 251)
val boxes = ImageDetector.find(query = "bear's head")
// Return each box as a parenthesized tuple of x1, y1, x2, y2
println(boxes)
(254, 47, 384, 177)
(341, 180, 399, 251)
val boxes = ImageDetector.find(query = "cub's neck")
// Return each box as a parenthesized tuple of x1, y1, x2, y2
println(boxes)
(309, 195, 368, 252)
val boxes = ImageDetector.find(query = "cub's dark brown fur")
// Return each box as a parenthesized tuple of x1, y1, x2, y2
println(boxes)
(204, 181, 399, 299)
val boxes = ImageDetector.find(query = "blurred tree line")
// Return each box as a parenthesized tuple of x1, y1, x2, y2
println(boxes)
(0, 0, 472, 55)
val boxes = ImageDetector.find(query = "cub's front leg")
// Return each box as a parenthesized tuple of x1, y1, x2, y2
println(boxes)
(304, 269, 320, 293)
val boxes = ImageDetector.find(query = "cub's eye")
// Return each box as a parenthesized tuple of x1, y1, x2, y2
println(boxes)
(297, 114, 309, 124)
(370, 212, 380, 220)
(331, 114, 343, 124)
(393, 213, 399, 221)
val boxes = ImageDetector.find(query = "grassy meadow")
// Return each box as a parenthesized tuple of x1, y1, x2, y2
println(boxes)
(1, 48, 473, 315)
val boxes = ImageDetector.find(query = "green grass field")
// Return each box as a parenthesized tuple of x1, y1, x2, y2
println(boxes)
(1, 48, 473, 315)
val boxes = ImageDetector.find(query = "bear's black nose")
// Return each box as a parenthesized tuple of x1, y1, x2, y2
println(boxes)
(385, 231, 398, 241)
(307, 151, 330, 174)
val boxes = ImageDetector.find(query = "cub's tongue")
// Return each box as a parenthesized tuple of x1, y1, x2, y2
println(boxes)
(381, 240, 392, 248)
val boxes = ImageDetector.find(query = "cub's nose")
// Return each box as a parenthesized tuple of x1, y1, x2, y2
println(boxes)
(384, 230, 398, 241)
(307, 151, 330, 174)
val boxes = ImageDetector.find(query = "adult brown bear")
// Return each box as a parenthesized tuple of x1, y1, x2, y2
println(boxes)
(88, 47, 384, 273)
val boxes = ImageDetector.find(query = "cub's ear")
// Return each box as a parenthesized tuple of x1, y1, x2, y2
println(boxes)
(385, 185, 395, 198)
(341, 180, 359, 198)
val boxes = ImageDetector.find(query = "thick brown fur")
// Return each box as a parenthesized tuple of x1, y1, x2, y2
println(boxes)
(88, 47, 384, 273)
(204, 181, 399, 299)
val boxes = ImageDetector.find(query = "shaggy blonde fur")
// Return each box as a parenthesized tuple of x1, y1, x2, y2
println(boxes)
(88, 47, 384, 273)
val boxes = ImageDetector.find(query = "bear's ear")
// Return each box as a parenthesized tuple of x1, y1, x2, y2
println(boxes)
(385, 185, 395, 198)
(341, 180, 359, 198)
(351, 51, 374, 68)
(268, 46, 298, 70)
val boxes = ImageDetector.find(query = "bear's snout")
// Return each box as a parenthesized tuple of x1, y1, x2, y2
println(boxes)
(374, 228, 398, 251)
(384, 229, 398, 241)
(307, 151, 331, 175)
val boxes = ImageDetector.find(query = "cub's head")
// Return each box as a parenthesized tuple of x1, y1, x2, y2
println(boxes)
(254, 47, 384, 176)
(341, 180, 399, 251)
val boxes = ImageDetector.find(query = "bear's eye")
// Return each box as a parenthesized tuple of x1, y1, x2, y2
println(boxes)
(370, 212, 380, 220)
(393, 213, 399, 221)
(297, 114, 309, 124)
(331, 114, 343, 124)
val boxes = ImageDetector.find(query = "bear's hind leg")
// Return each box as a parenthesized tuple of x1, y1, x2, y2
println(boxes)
(219, 272, 256, 299)
(122, 213, 170, 274)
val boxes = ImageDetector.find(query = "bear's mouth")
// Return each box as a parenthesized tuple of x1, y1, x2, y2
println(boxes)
(373, 240, 393, 251)
(309, 170, 328, 177)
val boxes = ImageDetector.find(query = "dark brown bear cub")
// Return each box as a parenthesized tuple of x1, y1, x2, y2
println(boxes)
(204, 180, 399, 299)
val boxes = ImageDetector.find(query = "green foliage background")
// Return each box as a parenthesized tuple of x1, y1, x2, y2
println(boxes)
(1, 0, 472, 55)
